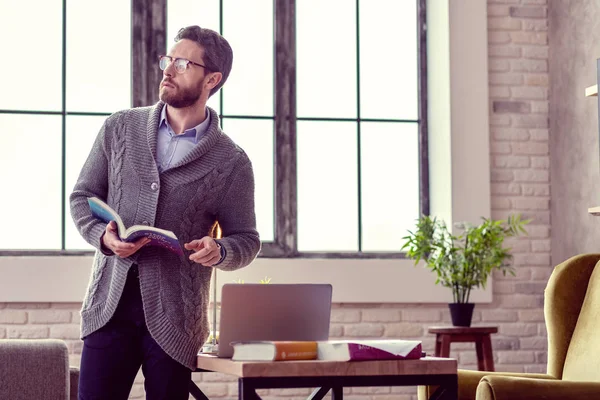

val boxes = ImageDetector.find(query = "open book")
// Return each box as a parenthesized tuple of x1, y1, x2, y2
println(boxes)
(87, 197, 183, 256)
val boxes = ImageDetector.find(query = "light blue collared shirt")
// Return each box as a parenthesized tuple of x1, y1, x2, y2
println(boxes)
(156, 105, 211, 172)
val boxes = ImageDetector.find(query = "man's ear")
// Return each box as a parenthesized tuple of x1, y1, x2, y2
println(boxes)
(206, 72, 223, 90)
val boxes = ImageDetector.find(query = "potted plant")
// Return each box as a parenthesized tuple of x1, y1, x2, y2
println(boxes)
(401, 214, 530, 326)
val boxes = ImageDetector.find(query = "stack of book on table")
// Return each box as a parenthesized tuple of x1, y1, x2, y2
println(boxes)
(230, 339, 423, 362)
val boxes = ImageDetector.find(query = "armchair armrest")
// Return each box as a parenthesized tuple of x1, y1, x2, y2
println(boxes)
(70, 367, 80, 400)
(477, 376, 600, 400)
(418, 369, 554, 400)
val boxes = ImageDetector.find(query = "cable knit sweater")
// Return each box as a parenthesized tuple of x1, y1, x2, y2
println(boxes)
(70, 101, 260, 370)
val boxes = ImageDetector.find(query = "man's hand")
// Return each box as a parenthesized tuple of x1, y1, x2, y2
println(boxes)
(185, 236, 222, 266)
(102, 221, 150, 258)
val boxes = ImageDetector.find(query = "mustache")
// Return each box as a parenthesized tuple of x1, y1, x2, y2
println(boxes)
(161, 79, 176, 87)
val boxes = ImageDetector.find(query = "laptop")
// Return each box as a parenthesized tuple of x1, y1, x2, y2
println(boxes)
(216, 283, 333, 358)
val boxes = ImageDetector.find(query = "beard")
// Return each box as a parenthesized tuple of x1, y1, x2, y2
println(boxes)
(159, 78, 204, 108)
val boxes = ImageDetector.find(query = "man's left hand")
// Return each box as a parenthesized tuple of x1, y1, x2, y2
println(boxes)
(184, 236, 222, 266)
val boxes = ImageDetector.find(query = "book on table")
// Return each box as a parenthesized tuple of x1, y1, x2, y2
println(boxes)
(230, 339, 423, 362)
(317, 339, 423, 361)
(87, 197, 183, 256)
(231, 341, 318, 361)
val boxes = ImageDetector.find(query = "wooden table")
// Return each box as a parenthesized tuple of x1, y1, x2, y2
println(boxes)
(428, 326, 498, 372)
(190, 355, 458, 400)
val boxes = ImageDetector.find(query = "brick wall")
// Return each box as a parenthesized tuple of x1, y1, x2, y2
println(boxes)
(0, 0, 550, 399)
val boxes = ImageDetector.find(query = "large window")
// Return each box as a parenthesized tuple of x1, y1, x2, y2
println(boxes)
(0, 0, 426, 257)
(0, 0, 131, 253)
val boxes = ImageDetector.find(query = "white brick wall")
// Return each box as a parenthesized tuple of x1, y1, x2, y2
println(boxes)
(0, 1, 550, 399)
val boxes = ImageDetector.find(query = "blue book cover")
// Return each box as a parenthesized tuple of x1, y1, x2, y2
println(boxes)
(87, 197, 184, 256)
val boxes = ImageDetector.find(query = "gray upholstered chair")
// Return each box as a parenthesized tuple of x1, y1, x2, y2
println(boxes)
(0, 339, 79, 400)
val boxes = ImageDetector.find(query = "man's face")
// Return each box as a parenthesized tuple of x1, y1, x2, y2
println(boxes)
(159, 39, 207, 108)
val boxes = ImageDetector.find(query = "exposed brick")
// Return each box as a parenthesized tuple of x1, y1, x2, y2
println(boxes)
(500, 294, 543, 309)
(488, 31, 512, 44)
(402, 310, 441, 322)
(513, 169, 549, 182)
(509, 6, 547, 19)
(491, 142, 512, 154)
(490, 72, 524, 85)
(494, 155, 530, 168)
(490, 86, 511, 98)
(29, 310, 72, 324)
(512, 114, 548, 128)
(510, 31, 547, 45)
(488, 4, 510, 16)
(523, 46, 549, 60)
(521, 210, 550, 224)
(72, 312, 81, 324)
(515, 282, 546, 294)
(343, 324, 384, 337)
(202, 373, 237, 382)
(351, 387, 391, 394)
(522, 183, 549, 196)
(498, 350, 536, 364)
(361, 309, 401, 322)
(329, 324, 343, 338)
(488, 46, 522, 58)
(511, 86, 547, 100)
(529, 128, 549, 141)
(525, 225, 550, 238)
(531, 239, 550, 252)
(495, 364, 525, 373)
(488, 17, 522, 30)
(513, 253, 551, 266)
(530, 267, 553, 281)
(504, 238, 532, 253)
(539, 324, 548, 337)
(489, 59, 511, 72)
(531, 101, 549, 113)
(330, 309, 360, 323)
(493, 338, 520, 351)
(512, 59, 548, 72)
(50, 303, 81, 309)
(522, 0, 547, 4)
(499, 323, 539, 337)
(384, 323, 424, 338)
(491, 169, 515, 182)
(512, 197, 549, 210)
(492, 197, 512, 210)
(525, 365, 546, 373)
(493, 101, 531, 114)
(536, 351, 547, 364)
(522, 19, 548, 31)
(0, 328, 5, 338)
(518, 310, 545, 322)
(512, 142, 549, 155)
(490, 114, 512, 126)
(519, 337, 547, 350)
(8, 326, 49, 339)
(493, 280, 516, 294)
(491, 183, 522, 195)
(0, 310, 27, 324)
(50, 325, 81, 339)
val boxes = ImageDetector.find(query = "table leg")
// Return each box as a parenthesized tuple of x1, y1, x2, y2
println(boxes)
(475, 339, 485, 371)
(331, 386, 343, 400)
(435, 334, 441, 357)
(481, 335, 495, 372)
(439, 334, 451, 358)
(239, 378, 259, 400)
(428, 375, 458, 400)
(189, 380, 210, 400)
(308, 387, 331, 400)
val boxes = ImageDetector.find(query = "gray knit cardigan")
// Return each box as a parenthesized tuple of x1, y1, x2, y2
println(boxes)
(70, 101, 261, 370)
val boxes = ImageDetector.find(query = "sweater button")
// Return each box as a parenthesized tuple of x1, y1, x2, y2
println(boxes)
(150, 182, 158, 191)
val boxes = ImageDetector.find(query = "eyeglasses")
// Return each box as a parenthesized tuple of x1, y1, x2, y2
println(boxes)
(158, 55, 209, 74)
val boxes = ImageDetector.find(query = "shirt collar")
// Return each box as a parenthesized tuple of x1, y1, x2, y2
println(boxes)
(159, 105, 211, 142)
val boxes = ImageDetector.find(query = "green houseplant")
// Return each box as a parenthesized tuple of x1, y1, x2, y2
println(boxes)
(402, 214, 530, 326)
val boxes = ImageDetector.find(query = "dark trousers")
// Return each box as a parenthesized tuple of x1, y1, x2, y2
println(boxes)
(78, 265, 191, 400)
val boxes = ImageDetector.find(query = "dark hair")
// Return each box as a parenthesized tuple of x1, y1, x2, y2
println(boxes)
(174, 26, 233, 97)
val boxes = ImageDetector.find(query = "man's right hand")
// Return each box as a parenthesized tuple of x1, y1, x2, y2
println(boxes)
(102, 221, 150, 258)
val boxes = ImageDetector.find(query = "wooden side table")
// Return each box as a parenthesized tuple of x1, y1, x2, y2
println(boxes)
(428, 326, 498, 372)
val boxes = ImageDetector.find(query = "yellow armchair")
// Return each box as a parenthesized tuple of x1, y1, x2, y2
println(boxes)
(419, 253, 600, 400)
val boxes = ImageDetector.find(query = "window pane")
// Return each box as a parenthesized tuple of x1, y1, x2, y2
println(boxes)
(0, 115, 62, 250)
(297, 121, 358, 252)
(66, 0, 130, 113)
(0, 0, 62, 111)
(361, 122, 419, 252)
(223, 0, 273, 116)
(166, 0, 221, 114)
(360, 0, 418, 120)
(297, 0, 356, 119)
(221, 118, 274, 242)
(64, 115, 108, 250)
